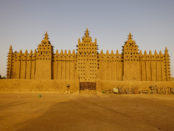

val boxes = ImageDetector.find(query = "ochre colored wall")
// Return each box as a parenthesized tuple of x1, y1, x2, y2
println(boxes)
(0, 79, 174, 93)
(96, 80, 174, 93)
(0, 79, 79, 93)
(124, 62, 140, 80)
(7, 31, 171, 81)
(98, 50, 123, 81)
(35, 60, 52, 79)
(52, 50, 76, 80)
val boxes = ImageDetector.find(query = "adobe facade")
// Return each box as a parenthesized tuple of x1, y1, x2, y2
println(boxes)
(7, 29, 171, 82)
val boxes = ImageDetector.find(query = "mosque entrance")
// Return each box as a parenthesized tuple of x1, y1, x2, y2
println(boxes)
(80, 82, 96, 90)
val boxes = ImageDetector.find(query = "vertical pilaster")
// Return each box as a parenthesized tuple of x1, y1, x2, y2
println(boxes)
(7, 45, 13, 79)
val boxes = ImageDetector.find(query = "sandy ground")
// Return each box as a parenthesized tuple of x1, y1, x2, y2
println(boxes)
(0, 93, 174, 131)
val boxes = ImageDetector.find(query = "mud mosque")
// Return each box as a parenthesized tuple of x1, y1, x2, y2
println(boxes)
(7, 29, 171, 90)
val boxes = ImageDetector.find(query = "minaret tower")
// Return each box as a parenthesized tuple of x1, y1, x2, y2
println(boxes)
(123, 33, 140, 80)
(35, 32, 53, 79)
(77, 28, 98, 83)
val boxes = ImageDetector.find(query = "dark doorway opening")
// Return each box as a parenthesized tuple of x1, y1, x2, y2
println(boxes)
(80, 82, 96, 90)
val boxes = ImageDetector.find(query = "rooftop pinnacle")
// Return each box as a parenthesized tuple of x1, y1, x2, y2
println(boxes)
(85, 28, 89, 37)
(9, 45, 12, 50)
(44, 32, 49, 40)
(128, 32, 132, 40)
(9, 45, 13, 53)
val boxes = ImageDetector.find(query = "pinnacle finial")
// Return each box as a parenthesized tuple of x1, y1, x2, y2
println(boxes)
(78, 38, 80, 43)
(9, 45, 12, 50)
(72, 50, 75, 55)
(30, 50, 33, 56)
(149, 50, 152, 55)
(68, 50, 71, 55)
(128, 32, 132, 40)
(144, 50, 147, 55)
(44, 32, 49, 40)
(165, 47, 168, 52)
(85, 28, 89, 37)
(56, 50, 59, 55)
(9, 45, 13, 54)
(116, 50, 119, 55)
(100, 50, 103, 54)
(95, 38, 97, 43)
(25, 50, 28, 56)
(154, 50, 157, 55)
(140, 50, 142, 55)
(165, 47, 168, 54)
(20, 50, 22, 55)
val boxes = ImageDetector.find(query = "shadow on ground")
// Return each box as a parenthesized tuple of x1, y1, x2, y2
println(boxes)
(16, 96, 174, 131)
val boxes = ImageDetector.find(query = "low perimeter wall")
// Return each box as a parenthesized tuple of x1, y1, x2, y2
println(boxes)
(0, 79, 79, 93)
(0, 79, 174, 94)
(96, 80, 174, 94)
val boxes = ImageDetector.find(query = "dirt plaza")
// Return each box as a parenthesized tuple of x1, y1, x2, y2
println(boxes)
(0, 93, 174, 131)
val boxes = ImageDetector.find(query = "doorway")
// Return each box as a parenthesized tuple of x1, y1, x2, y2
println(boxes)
(80, 82, 96, 90)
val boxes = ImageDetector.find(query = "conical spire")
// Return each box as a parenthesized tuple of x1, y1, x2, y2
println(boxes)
(154, 50, 157, 55)
(30, 50, 33, 56)
(85, 28, 89, 37)
(116, 50, 119, 55)
(9, 45, 13, 53)
(19, 50, 22, 56)
(95, 38, 97, 43)
(65, 49, 67, 55)
(149, 50, 152, 55)
(33, 49, 37, 56)
(165, 47, 168, 53)
(60, 49, 63, 55)
(100, 50, 103, 54)
(25, 50, 28, 56)
(78, 38, 80, 43)
(140, 50, 142, 55)
(9, 45, 12, 50)
(72, 50, 75, 55)
(106, 50, 109, 54)
(44, 32, 49, 40)
(128, 32, 132, 40)
(68, 50, 71, 55)
(56, 50, 59, 55)
(144, 50, 147, 55)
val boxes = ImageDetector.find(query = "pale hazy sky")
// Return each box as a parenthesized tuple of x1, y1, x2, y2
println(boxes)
(0, 0, 174, 77)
